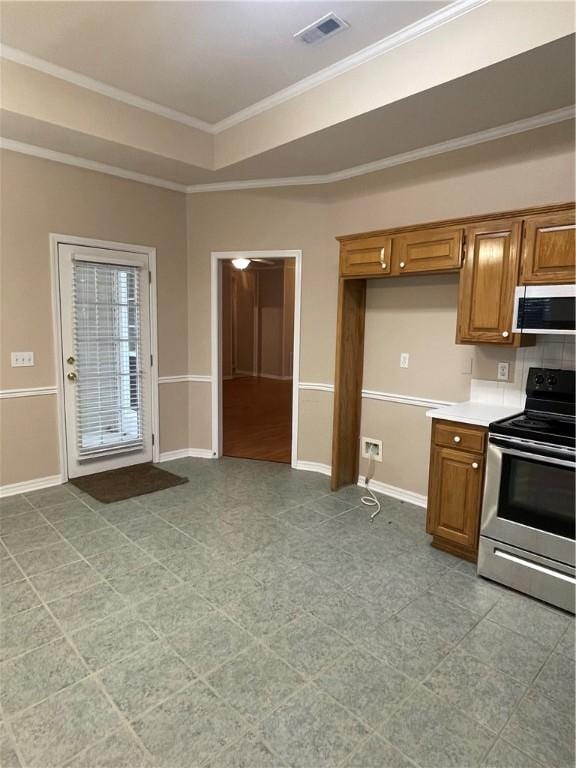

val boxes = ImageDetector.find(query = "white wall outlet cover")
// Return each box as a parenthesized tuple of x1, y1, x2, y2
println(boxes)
(361, 437, 383, 462)
(400, 353, 410, 368)
(497, 362, 510, 381)
(11, 352, 34, 367)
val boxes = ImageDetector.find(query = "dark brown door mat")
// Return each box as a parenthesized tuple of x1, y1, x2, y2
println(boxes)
(70, 463, 188, 503)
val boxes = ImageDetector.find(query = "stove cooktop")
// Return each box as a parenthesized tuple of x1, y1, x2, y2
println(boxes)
(489, 367, 575, 449)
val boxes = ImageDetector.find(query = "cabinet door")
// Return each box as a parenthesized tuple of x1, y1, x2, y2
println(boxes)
(340, 236, 392, 277)
(393, 227, 463, 275)
(457, 219, 522, 344)
(520, 210, 575, 285)
(426, 445, 484, 552)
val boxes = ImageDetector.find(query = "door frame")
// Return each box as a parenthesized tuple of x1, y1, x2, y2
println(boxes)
(49, 234, 159, 481)
(210, 250, 302, 467)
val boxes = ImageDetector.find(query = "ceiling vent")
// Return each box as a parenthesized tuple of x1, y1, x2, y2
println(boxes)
(294, 13, 350, 45)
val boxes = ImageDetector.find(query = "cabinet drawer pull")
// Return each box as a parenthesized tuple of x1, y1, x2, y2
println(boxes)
(502, 331, 510, 338)
(380, 248, 387, 270)
(472, 462, 479, 469)
(453, 436, 461, 444)
(399, 261, 406, 269)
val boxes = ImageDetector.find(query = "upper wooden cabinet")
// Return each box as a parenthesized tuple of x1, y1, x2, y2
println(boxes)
(393, 227, 463, 275)
(520, 210, 575, 285)
(456, 219, 522, 345)
(340, 235, 392, 277)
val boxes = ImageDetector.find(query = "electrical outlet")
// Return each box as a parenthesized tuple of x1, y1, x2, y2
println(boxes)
(11, 352, 34, 367)
(497, 362, 510, 381)
(400, 352, 410, 369)
(361, 437, 383, 462)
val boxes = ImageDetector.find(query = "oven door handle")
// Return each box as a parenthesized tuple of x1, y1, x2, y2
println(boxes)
(493, 443, 575, 468)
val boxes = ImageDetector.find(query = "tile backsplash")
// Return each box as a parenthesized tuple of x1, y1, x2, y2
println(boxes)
(470, 335, 575, 407)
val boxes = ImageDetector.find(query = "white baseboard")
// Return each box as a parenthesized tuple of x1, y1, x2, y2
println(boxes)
(294, 460, 332, 476)
(0, 474, 64, 498)
(358, 475, 427, 508)
(158, 448, 214, 462)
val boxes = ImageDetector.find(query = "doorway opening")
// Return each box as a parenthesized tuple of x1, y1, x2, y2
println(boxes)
(211, 250, 301, 466)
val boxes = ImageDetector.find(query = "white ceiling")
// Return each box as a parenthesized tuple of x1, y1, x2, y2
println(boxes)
(0, 0, 448, 123)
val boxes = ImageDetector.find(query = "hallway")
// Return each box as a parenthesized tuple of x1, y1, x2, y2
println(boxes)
(223, 376, 292, 464)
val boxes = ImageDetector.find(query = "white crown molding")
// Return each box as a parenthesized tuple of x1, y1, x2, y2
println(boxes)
(0, 0, 488, 137)
(0, 474, 64, 498)
(2, 105, 574, 195)
(187, 106, 576, 192)
(211, 0, 490, 133)
(0, 386, 57, 399)
(159, 375, 212, 384)
(0, 138, 187, 193)
(0, 45, 213, 133)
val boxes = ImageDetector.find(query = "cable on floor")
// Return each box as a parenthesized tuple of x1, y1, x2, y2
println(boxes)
(361, 449, 381, 520)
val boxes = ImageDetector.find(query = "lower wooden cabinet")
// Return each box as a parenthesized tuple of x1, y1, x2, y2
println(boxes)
(426, 420, 487, 561)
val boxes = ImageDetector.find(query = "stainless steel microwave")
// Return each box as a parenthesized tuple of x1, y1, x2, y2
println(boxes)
(513, 284, 575, 335)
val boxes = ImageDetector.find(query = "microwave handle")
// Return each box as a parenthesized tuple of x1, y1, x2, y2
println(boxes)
(512, 285, 525, 333)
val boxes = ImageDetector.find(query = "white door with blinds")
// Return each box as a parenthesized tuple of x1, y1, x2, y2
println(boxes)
(58, 245, 154, 478)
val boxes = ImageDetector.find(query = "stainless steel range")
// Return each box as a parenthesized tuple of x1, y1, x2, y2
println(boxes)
(478, 367, 575, 613)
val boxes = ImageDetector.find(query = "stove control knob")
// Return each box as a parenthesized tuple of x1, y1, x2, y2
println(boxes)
(535, 374, 545, 385)
(547, 375, 558, 387)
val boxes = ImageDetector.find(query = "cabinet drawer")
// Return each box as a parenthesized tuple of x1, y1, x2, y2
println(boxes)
(340, 236, 392, 277)
(394, 227, 463, 275)
(433, 420, 486, 453)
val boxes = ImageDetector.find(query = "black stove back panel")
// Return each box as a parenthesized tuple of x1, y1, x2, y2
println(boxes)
(525, 367, 575, 417)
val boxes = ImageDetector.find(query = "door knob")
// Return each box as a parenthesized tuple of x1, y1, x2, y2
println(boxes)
(67, 372, 77, 381)
(453, 436, 461, 443)
(66, 356, 75, 364)
(472, 462, 479, 469)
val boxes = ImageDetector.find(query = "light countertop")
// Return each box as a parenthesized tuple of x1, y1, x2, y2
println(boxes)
(426, 401, 523, 428)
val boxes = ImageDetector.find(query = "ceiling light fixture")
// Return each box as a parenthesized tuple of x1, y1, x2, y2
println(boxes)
(294, 13, 350, 45)
(232, 258, 250, 270)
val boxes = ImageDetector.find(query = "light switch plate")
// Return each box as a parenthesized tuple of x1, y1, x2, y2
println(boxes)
(11, 352, 34, 367)
(400, 353, 410, 369)
(497, 362, 510, 381)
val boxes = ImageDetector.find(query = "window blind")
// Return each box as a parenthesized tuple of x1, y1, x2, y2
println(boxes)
(72, 260, 144, 458)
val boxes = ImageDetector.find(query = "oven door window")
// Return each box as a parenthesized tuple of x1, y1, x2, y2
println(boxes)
(498, 453, 575, 539)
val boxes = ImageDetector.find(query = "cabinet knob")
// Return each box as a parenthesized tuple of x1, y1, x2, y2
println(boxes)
(453, 436, 461, 444)
(381, 263, 387, 270)
(399, 261, 406, 269)
(502, 331, 510, 338)
(472, 462, 479, 469)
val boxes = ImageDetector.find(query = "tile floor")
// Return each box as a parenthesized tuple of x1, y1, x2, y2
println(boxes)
(0, 458, 574, 768)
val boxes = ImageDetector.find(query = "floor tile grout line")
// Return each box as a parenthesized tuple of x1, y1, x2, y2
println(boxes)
(0, 542, 158, 767)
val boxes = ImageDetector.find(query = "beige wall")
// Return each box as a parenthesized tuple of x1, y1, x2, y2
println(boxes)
(1, 121, 574, 493)
(0, 149, 188, 485)
(187, 122, 575, 494)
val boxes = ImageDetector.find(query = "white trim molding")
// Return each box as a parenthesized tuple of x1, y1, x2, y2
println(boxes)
(299, 382, 457, 410)
(0, 139, 187, 193)
(188, 107, 575, 192)
(158, 448, 214, 462)
(0, 1, 487, 136)
(2, 106, 573, 195)
(211, 250, 302, 468)
(358, 475, 427, 508)
(159, 375, 212, 385)
(294, 461, 332, 477)
(0, 474, 64, 498)
(0, 386, 57, 399)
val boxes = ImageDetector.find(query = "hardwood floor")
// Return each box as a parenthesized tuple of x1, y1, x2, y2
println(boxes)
(223, 376, 292, 463)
